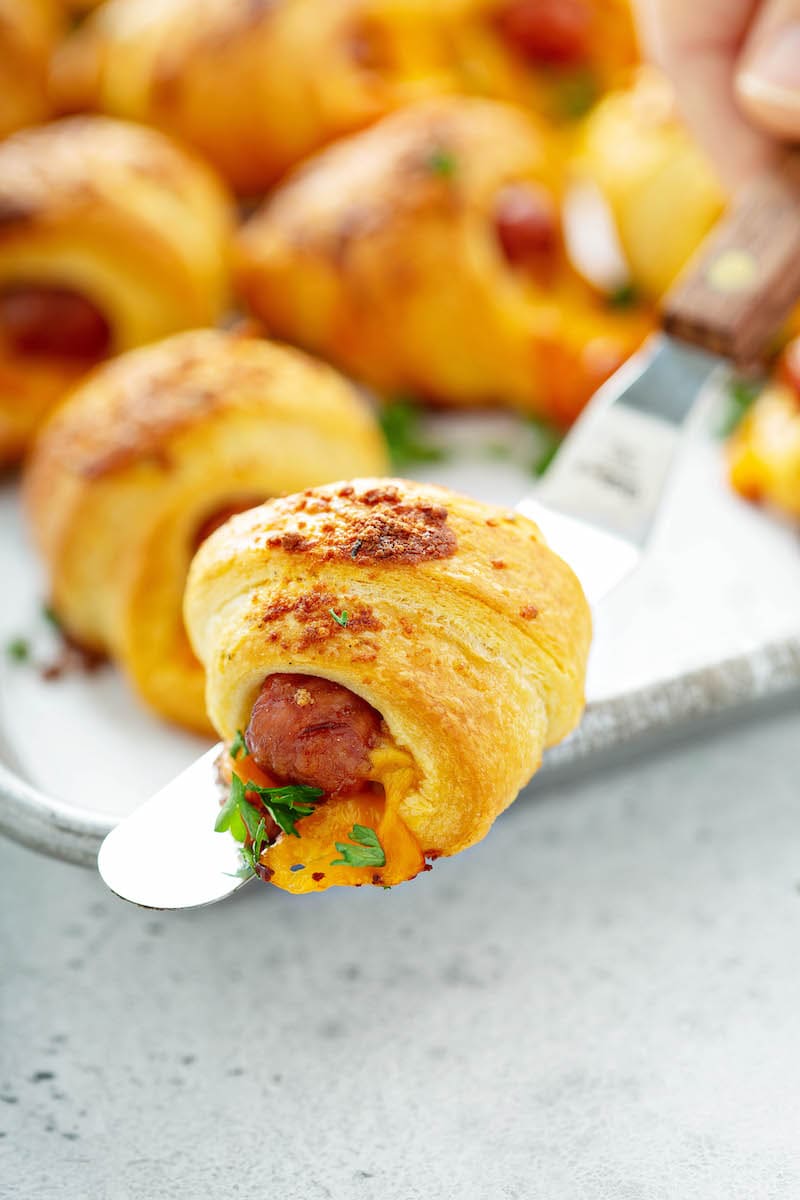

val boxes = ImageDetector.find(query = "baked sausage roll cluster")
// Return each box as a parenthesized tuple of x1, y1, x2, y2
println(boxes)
(728, 341, 800, 522)
(50, 0, 458, 193)
(236, 96, 650, 425)
(572, 67, 725, 298)
(24, 329, 388, 733)
(184, 477, 591, 892)
(0, 116, 233, 464)
(447, 0, 638, 121)
(0, 0, 62, 140)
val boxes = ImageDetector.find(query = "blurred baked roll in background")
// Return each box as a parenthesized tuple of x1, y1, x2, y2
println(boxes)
(236, 96, 651, 426)
(0, 0, 62, 140)
(0, 116, 233, 464)
(24, 329, 388, 732)
(571, 67, 725, 299)
(445, 0, 638, 122)
(50, 0, 458, 193)
(184, 477, 591, 892)
(728, 338, 800, 522)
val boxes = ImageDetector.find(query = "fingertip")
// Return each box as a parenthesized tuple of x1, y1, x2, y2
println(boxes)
(736, 23, 800, 141)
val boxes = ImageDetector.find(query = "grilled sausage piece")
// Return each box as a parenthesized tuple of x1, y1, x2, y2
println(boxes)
(494, 0, 592, 66)
(245, 673, 383, 795)
(0, 284, 111, 358)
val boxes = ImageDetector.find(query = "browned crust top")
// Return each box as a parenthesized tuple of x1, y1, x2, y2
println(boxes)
(260, 483, 457, 565)
(34, 331, 276, 479)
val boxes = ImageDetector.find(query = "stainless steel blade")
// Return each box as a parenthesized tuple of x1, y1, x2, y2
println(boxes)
(97, 743, 248, 908)
(518, 334, 722, 603)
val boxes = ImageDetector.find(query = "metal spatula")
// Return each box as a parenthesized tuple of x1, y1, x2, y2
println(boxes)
(98, 167, 800, 909)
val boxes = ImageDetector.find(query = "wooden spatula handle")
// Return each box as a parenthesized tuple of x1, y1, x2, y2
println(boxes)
(662, 157, 800, 366)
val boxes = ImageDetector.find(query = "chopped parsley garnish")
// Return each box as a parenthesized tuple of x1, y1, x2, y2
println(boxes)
(230, 729, 247, 760)
(331, 824, 386, 869)
(216, 771, 323, 844)
(329, 608, 349, 627)
(6, 637, 30, 662)
(378, 397, 447, 469)
(717, 376, 761, 438)
(607, 282, 640, 310)
(42, 604, 62, 632)
(528, 416, 563, 477)
(427, 147, 456, 178)
(550, 67, 599, 120)
(252, 818, 267, 863)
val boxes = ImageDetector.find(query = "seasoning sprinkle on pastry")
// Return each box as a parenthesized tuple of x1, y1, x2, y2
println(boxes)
(0, 116, 233, 463)
(24, 329, 388, 733)
(184, 477, 591, 892)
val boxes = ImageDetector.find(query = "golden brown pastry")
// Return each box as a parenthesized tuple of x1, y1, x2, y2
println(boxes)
(572, 67, 725, 298)
(727, 341, 800, 521)
(184, 477, 591, 892)
(24, 329, 389, 732)
(446, 0, 638, 121)
(0, 0, 63, 139)
(0, 116, 233, 464)
(50, 0, 458, 193)
(236, 95, 651, 426)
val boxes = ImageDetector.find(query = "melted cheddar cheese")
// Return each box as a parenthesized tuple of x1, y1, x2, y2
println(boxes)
(231, 740, 425, 894)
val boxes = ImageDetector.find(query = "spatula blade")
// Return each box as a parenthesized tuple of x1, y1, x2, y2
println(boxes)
(97, 743, 249, 909)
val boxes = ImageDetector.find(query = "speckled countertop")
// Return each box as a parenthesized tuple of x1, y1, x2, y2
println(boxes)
(2, 703, 799, 1200)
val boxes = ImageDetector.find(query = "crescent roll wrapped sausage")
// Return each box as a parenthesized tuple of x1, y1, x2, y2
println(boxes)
(0, 0, 62, 140)
(0, 116, 233, 464)
(24, 329, 388, 733)
(184, 478, 591, 892)
(50, 0, 457, 193)
(236, 96, 651, 426)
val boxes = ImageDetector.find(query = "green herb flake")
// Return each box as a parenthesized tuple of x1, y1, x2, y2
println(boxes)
(378, 398, 447, 470)
(330, 608, 349, 628)
(607, 282, 639, 310)
(551, 67, 599, 120)
(215, 772, 245, 833)
(527, 416, 563, 478)
(42, 604, 62, 632)
(230, 729, 248, 760)
(252, 818, 267, 864)
(233, 844, 256, 879)
(6, 637, 30, 663)
(427, 147, 456, 178)
(331, 824, 386, 869)
(717, 376, 761, 439)
(229, 807, 247, 844)
(238, 795, 265, 843)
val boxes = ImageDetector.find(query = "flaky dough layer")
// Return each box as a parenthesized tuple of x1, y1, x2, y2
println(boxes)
(25, 330, 388, 732)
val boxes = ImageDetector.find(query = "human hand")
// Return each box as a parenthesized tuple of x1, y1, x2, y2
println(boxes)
(635, 0, 800, 187)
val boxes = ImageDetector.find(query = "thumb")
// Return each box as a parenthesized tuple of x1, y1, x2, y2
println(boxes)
(736, 0, 800, 140)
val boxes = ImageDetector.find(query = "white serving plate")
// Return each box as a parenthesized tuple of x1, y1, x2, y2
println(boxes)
(1, 398, 799, 866)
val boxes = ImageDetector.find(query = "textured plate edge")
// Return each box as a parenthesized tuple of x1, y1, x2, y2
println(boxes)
(1, 633, 799, 869)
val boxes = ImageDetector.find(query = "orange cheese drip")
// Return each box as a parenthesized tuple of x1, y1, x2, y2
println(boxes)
(231, 751, 425, 894)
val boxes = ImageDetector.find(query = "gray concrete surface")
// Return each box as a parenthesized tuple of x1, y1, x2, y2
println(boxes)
(1, 705, 799, 1200)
